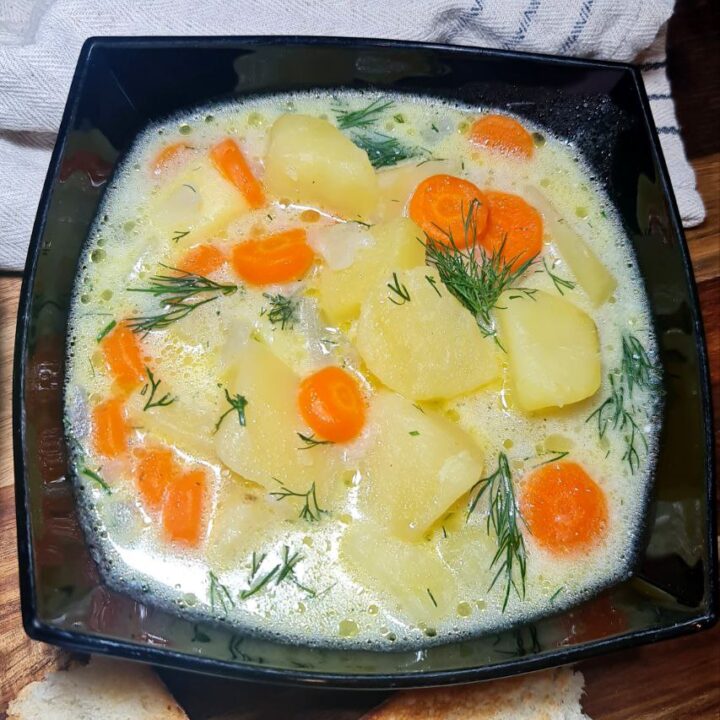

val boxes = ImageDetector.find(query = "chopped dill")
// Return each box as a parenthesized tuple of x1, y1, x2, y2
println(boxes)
(140, 367, 176, 410)
(208, 571, 235, 615)
(427, 588, 438, 607)
(387, 272, 411, 305)
(351, 131, 419, 169)
(172, 230, 190, 243)
(296, 432, 334, 450)
(542, 257, 576, 295)
(621, 334, 658, 396)
(549, 587, 563, 604)
(467, 452, 526, 612)
(96, 319, 116, 342)
(262, 292, 299, 330)
(409, 430, 420, 437)
(214, 389, 249, 433)
(270, 479, 327, 523)
(334, 98, 394, 130)
(431, 123, 439, 133)
(393, 113, 406, 123)
(425, 274, 442, 297)
(240, 545, 315, 599)
(81, 466, 111, 494)
(127, 265, 238, 336)
(532, 450, 570, 467)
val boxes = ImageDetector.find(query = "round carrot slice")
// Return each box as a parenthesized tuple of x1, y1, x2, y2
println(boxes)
(101, 323, 145, 391)
(153, 142, 192, 173)
(177, 244, 226, 276)
(408, 174, 488, 248)
(481, 191, 543, 270)
(92, 397, 129, 459)
(470, 114, 534, 158)
(521, 461, 608, 554)
(298, 367, 366, 443)
(231, 228, 314, 285)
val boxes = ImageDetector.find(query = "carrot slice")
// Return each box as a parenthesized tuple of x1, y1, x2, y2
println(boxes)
(210, 138, 265, 209)
(92, 397, 130, 458)
(481, 191, 543, 270)
(153, 142, 192, 173)
(101, 323, 145, 391)
(231, 228, 314, 285)
(298, 366, 366, 443)
(470, 114, 534, 158)
(135, 447, 175, 511)
(520, 461, 608, 555)
(408, 174, 488, 248)
(177, 244, 226, 276)
(162, 468, 206, 545)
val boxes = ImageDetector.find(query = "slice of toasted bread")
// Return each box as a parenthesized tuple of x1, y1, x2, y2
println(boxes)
(361, 667, 590, 720)
(7, 655, 188, 720)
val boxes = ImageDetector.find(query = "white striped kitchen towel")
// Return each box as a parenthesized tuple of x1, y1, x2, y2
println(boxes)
(0, 0, 705, 270)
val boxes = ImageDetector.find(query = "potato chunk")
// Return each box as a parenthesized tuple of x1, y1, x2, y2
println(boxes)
(358, 391, 484, 541)
(318, 218, 426, 324)
(523, 186, 616, 305)
(356, 267, 498, 401)
(149, 158, 249, 247)
(495, 290, 601, 412)
(214, 340, 339, 499)
(340, 522, 457, 626)
(265, 114, 379, 219)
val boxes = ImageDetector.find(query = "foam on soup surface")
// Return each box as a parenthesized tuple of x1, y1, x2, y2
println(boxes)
(65, 92, 661, 649)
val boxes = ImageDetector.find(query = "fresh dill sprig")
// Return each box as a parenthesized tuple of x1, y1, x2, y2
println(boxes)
(587, 333, 658, 474)
(240, 546, 315, 599)
(172, 230, 190, 243)
(351, 131, 419, 169)
(425, 274, 442, 297)
(262, 293, 299, 330)
(542, 257, 576, 295)
(81, 466, 111, 494)
(208, 571, 235, 615)
(467, 452, 526, 612)
(214, 389, 249, 433)
(424, 200, 538, 343)
(532, 450, 570, 468)
(96, 319, 116, 342)
(140, 367, 176, 410)
(126, 266, 238, 336)
(296, 432, 334, 450)
(387, 272, 411, 305)
(334, 98, 394, 130)
(270, 479, 327, 523)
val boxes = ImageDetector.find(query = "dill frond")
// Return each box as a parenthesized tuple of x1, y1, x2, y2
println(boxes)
(81, 466, 111, 494)
(351, 131, 419, 169)
(334, 98, 394, 130)
(214, 389, 249, 433)
(208, 571, 235, 615)
(140, 367, 176, 410)
(296, 432, 334, 450)
(270, 479, 327, 523)
(240, 545, 315, 599)
(262, 293, 299, 330)
(387, 272, 411, 305)
(542, 257, 576, 295)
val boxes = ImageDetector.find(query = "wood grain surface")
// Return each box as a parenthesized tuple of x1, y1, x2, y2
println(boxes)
(1, 5, 718, 717)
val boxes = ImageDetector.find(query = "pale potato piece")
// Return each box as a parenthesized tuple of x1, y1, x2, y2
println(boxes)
(356, 267, 499, 401)
(264, 114, 379, 219)
(149, 158, 249, 247)
(358, 391, 484, 541)
(340, 522, 458, 626)
(438, 525, 497, 595)
(374, 160, 451, 221)
(495, 289, 601, 412)
(214, 340, 340, 499)
(318, 218, 426, 324)
(524, 186, 617, 305)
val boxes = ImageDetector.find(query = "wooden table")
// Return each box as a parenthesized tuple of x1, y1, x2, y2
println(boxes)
(1, 10, 718, 719)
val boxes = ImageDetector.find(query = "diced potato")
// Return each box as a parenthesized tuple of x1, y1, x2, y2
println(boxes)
(495, 289, 601, 412)
(149, 158, 249, 247)
(207, 476, 294, 572)
(523, 186, 617, 305)
(318, 218, 426, 324)
(340, 522, 458, 626)
(214, 340, 340, 500)
(264, 114, 379, 219)
(358, 391, 484, 541)
(438, 526, 497, 594)
(374, 160, 450, 221)
(356, 267, 499, 401)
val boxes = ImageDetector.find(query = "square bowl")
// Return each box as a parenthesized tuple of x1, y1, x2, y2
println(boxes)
(14, 36, 716, 687)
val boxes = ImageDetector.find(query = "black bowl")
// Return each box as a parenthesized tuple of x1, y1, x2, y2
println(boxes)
(14, 36, 716, 687)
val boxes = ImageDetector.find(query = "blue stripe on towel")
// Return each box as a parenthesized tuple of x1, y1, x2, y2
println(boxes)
(640, 61, 666, 70)
(656, 126, 680, 135)
(510, 0, 541, 43)
(559, 0, 594, 53)
(647, 93, 671, 100)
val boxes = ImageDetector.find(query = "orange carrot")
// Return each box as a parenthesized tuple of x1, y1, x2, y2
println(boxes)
(177, 244, 226, 276)
(162, 468, 206, 545)
(408, 174, 488, 248)
(153, 142, 192, 173)
(470, 114, 534, 158)
(210, 138, 265, 209)
(297, 366, 366, 443)
(92, 397, 130, 458)
(101, 323, 145, 391)
(520, 461, 608, 555)
(231, 228, 314, 285)
(135, 447, 175, 511)
(480, 191, 543, 269)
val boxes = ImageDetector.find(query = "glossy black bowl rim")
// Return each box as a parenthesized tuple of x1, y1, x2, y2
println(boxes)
(13, 35, 717, 689)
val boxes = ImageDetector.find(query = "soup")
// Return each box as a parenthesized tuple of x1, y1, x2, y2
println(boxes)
(65, 92, 661, 649)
